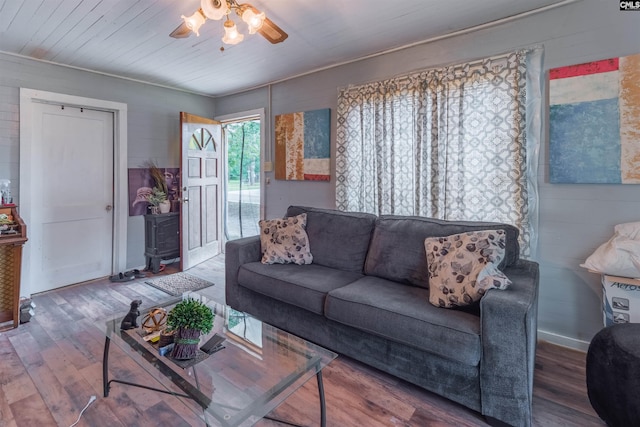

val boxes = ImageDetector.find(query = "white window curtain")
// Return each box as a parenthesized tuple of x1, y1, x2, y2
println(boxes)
(336, 48, 542, 258)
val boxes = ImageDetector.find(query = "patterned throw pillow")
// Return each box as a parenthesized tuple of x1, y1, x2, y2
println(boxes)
(259, 213, 313, 265)
(425, 230, 511, 308)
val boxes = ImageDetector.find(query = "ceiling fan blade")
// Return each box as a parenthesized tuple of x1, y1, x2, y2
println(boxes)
(170, 22, 192, 39)
(257, 16, 288, 44)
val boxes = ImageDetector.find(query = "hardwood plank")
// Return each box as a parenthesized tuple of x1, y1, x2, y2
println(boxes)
(9, 393, 57, 426)
(143, 400, 195, 427)
(0, 393, 15, 426)
(110, 280, 172, 306)
(27, 362, 82, 427)
(46, 291, 66, 306)
(0, 341, 16, 424)
(0, 334, 27, 386)
(55, 335, 96, 371)
(18, 319, 56, 351)
(65, 379, 127, 427)
(7, 331, 44, 370)
(101, 282, 146, 307)
(41, 344, 86, 387)
(79, 361, 160, 427)
(335, 355, 488, 426)
(100, 340, 195, 415)
(322, 360, 417, 422)
(534, 342, 596, 419)
(409, 406, 487, 427)
(532, 395, 603, 427)
(57, 287, 112, 321)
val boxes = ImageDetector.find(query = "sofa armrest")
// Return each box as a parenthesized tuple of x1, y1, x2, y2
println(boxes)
(479, 259, 539, 427)
(225, 236, 261, 309)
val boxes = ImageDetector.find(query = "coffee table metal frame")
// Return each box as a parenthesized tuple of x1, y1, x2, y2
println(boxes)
(101, 295, 335, 427)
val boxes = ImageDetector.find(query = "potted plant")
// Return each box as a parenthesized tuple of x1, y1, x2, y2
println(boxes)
(167, 298, 214, 360)
(144, 160, 171, 213)
(146, 187, 168, 214)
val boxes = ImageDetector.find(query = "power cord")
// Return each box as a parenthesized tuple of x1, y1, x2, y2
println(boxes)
(69, 395, 96, 427)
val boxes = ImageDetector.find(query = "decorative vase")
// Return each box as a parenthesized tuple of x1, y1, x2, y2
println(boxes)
(171, 327, 201, 359)
(159, 200, 171, 214)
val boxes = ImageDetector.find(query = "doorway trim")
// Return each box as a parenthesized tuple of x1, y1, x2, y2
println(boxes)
(19, 88, 128, 296)
(216, 108, 266, 249)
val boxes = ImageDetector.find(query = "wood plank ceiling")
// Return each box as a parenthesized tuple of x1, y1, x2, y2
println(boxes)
(0, 0, 568, 97)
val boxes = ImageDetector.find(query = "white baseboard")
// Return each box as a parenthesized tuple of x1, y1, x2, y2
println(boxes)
(537, 329, 590, 352)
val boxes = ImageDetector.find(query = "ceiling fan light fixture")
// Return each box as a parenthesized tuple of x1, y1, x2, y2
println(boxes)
(170, 1, 287, 45)
(181, 10, 206, 36)
(222, 19, 244, 45)
(241, 9, 265, 34)
(201, 0, 229, 20)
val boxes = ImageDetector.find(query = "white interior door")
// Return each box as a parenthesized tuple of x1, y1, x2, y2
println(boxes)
(180, 112, 222, 269)
(28, 103, 114, 293)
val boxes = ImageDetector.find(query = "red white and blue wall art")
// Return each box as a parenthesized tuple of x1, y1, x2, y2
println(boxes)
(549, 53, 640, 184)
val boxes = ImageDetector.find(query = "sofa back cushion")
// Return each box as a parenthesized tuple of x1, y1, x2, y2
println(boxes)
(286, 206, 377, 273)
(364, 215, 520, 289)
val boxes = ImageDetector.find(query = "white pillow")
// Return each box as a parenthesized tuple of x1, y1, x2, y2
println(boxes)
(581, 232, 640, 278)
(614, 222, 640, 240)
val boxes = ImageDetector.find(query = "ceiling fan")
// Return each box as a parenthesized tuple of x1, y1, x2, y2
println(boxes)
(170, 0, 288, 45)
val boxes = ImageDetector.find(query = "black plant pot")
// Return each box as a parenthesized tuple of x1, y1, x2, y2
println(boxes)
(170, 327, 201, 360)
(158, 328, 175, 348)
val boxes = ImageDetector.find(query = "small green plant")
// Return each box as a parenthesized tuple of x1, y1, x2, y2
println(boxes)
(146, 187, 167, 207)
(167, 298, 214, 334)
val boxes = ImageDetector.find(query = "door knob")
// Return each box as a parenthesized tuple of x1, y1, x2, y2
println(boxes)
(106, 204, 113, 212)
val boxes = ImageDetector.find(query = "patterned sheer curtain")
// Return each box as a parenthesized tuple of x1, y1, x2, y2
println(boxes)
(336, 49, 542, 258)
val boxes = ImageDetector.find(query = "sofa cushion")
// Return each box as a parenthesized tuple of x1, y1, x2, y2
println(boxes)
(325, 276, 482, 366)
(425, 230, 511, 308)
(238, 262, 363, 315)
(286, 206, 377, 273)
(259, 213, 313, 265)
(364, 215, 520, 289)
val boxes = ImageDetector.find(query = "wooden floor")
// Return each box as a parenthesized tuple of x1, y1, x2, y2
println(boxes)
(0, 256, 603, 427)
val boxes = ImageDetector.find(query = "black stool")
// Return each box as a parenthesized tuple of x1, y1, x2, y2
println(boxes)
(586, 323, 640, 426)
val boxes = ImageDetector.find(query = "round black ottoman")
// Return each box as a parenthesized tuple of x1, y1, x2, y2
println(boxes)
(586, 323, 640, 426)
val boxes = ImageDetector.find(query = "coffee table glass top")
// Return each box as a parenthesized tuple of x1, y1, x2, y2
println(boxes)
(101, 293, 337, 427)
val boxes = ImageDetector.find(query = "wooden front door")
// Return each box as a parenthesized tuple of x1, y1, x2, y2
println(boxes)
(180, 112, 222, 269)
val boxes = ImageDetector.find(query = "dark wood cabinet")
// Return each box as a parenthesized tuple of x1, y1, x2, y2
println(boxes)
(144, 212, 180, 273)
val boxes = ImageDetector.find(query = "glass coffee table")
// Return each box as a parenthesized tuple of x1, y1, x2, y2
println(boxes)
(101, 293, 337, 426)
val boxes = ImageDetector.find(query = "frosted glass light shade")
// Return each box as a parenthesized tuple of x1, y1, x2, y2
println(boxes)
(241, 9, 265, 34)
(182, 11, 205, 36)
(222, 20, 244, 44)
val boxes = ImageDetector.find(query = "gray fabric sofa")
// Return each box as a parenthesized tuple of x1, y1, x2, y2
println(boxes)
(225, 205, 539, 426)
